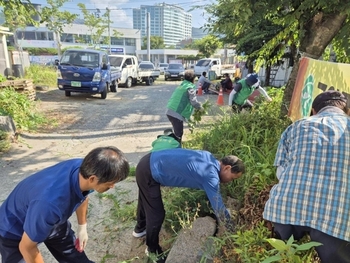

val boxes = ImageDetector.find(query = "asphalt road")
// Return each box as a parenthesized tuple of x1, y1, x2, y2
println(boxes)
(0, 78, 226, 262)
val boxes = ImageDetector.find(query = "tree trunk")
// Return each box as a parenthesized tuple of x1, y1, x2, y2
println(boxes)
(280, 12, 347, 117)
(265, 64, 271, 86)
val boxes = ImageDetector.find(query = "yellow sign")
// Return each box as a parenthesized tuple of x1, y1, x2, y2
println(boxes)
(288, 57, 350, 121)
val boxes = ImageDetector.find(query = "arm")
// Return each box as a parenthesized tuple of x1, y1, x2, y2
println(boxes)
(188, 88, 202, 109)
(19, 232, 44, 263)
(76, 198, 88, 225)
(75, 198, 89, 252)
(257, 86, 272, 102)
(203, 179, 232, 227)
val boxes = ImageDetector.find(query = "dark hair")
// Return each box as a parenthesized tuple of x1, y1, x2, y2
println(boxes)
(202, 71, 207, 77)
(221, 155, 245, 174)
(184, 70, 195, 82)
(80, 146, 130, 184)
(312, 89, 348, 114)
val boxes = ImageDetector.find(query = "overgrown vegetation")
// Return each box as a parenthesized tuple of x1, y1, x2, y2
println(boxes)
(25, 65, 57, 87)
(0, 130, 11, 152)
(0, 87, 47, 131)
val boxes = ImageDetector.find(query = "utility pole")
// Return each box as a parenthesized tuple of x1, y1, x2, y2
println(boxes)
(106, 7, 111, 54)
(147, 12, 150, 61)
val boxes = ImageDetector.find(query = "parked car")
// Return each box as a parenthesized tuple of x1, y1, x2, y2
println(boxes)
(157, 63, 169, 74)
(164, 63, 185, 81)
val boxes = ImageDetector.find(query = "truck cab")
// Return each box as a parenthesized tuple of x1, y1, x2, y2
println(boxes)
(57, 49, 120, 99)
(194, 58, 221, 78)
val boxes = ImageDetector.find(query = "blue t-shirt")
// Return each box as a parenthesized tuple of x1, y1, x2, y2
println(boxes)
(150, 149, 230, 221)
(0, 159, 88, 242)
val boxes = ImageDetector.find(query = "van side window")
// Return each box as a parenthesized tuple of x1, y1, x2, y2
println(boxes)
(212, 60, 217, 65)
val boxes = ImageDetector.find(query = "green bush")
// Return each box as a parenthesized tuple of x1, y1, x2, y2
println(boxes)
(0, 87, 46, 131)
(184, 88, 291, 200)
(0, 130, 11, 152)
(25, 65, 57, 88)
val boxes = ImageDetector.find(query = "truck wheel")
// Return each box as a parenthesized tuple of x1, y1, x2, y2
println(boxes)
(101, 87, 107, 99)
(65, 91, 71, 97)
(125, 77, 132, 88)
(146, 77, 154, 86)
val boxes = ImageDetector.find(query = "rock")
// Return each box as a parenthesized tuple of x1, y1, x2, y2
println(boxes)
(0, 116, 16, 136)
(166, 216, 216, 263)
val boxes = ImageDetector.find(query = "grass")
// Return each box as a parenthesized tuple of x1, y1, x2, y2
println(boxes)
(25, 64, 57, 88)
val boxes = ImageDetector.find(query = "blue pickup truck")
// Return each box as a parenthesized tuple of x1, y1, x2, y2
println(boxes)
(57, 49, 120, 99)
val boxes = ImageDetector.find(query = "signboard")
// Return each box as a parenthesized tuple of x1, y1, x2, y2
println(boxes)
(100, 47, 124, 53)
(288, 57, 350, 121)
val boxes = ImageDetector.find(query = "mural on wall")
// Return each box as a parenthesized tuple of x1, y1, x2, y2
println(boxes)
(289, 57, 350, 121)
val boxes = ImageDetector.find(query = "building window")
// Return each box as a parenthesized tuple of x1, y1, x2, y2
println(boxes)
(125, 38, 136, 46)
(35, 32, 47, 40)
(111, 37, 124, 45)
(19, 31, 36, 40)
(61, 33, 74, 43)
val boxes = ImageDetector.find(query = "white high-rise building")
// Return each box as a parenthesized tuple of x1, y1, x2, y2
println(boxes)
(133, 3, 192, 47)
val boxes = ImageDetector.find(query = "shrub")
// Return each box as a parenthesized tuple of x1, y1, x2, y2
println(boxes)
(25, 65, 57, 88)
(0, 87, 46, 131)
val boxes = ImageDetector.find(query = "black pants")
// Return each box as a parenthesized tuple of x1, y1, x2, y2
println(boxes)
(134, 153, 165, 254)
(0, 221, 94, 263)
(166, 114, 183, 142)
(273, 223, 350, 263)
(202, 82, 210, 93)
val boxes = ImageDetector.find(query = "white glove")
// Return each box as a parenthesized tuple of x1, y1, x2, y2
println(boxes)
(76, 223, 88, 252)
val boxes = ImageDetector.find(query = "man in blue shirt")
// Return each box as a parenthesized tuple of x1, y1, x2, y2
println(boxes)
(263, 90, 350, 263)
(0, 146, 130, 263)
(132, 148, 245, 263)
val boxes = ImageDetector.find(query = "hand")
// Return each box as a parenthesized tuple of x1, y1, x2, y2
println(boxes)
(267, 97, 273, 102)
(75, 223, 88, 252)
(199, 106, 205, 113)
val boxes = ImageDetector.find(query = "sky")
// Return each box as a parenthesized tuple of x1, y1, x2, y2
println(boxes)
(33, 0, 212, 29)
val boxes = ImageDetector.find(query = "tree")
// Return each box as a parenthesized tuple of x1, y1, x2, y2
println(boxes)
(192, 35, 222, 58)
(0, 1, 38, 27)
(141, 36, 165, 49)
(78, 4, 123, 50)
(204, 0, 349, 116)
(41, 0, 78, 57)
(2, 4, 38, 51)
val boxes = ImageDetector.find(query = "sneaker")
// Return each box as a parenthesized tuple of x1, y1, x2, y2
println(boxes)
(132, 229, 146, 238)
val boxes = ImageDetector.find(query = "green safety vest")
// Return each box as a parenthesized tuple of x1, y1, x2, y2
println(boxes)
(151, 135, 180, 152)
(232, 79, 255, 106)
(167, 80, 195, 119)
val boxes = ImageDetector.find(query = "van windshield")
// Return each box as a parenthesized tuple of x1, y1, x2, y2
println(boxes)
(196, 59, 211, 67)
(60, 51, 99, 67)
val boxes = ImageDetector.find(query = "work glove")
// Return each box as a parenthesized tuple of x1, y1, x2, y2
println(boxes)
(75, 223, 88, 252)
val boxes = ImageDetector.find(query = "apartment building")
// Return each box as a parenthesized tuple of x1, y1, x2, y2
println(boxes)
(133, 3, 192, 47)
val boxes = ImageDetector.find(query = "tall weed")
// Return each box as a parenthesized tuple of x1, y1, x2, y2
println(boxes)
(0, 87, 46, 131)
(25, 65, 57, 87)
(184, 88, 291, 199)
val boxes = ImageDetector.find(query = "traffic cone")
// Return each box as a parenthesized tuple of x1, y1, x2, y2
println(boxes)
(216, 87, 224, 106)
(197, 82, 203, 96)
